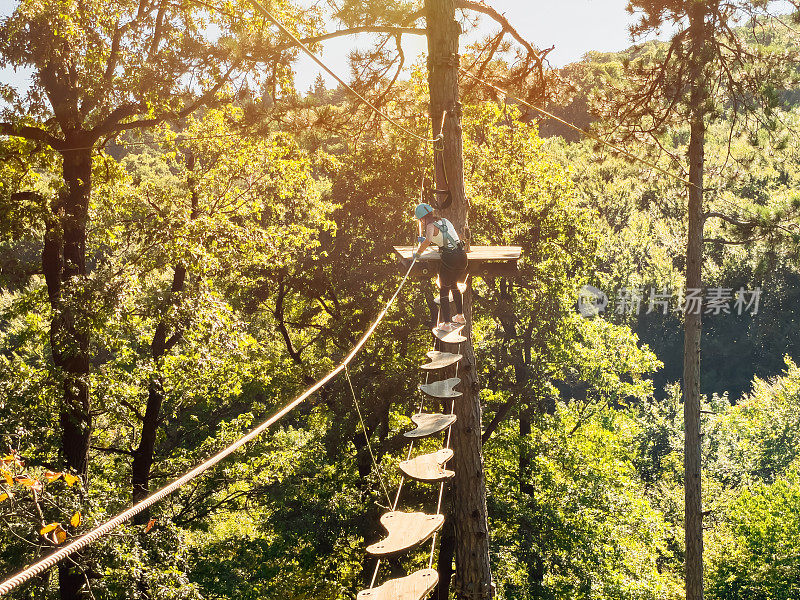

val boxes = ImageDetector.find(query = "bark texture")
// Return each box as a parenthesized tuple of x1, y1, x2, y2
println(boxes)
(426, 0, 494, 597)
(46, 140, 93, 600)
(684, 5, 708, 600)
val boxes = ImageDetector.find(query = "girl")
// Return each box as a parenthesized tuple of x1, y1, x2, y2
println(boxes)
(414, 203, 468, 331)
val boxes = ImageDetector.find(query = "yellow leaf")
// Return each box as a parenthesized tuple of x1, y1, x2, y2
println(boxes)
(0, 469, 11, 486)
(15, 477, 37, 487)
(44, 471, 62, 482)
(144, 519, 156, 533)
(63, 473, 80, 487)
(70, 512, 81, 527)
(55, 526, 67, 544)
(0, 493, 8, 502)
(40, 523, 59, 536)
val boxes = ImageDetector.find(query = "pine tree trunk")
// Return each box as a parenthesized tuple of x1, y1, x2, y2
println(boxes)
(684, 6, 707, 600)
(426, 1, 494, 597)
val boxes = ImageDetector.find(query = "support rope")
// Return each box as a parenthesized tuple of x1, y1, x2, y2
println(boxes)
(345, 364, 394, 507)
(458, 68, 698, 190)
(249, 0, 442, 145)
(0, 255, 420, 596)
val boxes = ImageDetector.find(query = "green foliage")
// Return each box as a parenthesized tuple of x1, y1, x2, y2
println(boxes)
(707, 467, 800, 600)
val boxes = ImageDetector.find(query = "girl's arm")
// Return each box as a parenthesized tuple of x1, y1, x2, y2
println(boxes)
(415, 223, 436, 257)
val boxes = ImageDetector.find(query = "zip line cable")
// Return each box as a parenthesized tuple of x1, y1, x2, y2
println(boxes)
(458, 68, 698, 190)
(0, 254, 420, 597)
(248, 0, 442, 145)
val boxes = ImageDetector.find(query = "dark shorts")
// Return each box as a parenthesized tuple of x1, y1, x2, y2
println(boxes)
(440, 246, 468, 285)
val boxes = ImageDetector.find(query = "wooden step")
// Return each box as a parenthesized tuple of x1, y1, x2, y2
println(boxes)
(419, 377, 461, 399)
(366, 511, 445, 556)
(399, 449, 454, 482)
(421, 351, 462, 371)
(404, 413, 457, 438)
(357, 569, 439, 600)
(431, 326, 466, 344)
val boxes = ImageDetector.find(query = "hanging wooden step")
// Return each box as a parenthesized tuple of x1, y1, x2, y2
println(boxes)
(357, 568, 439, 600)
(421, 350, 462, 371)
(366, 511, 445, 556)
(432, 326, 466, 344)
(419, 377, 461, 399)
(404, 413, 457, 438)
(399, 448, 454, 482)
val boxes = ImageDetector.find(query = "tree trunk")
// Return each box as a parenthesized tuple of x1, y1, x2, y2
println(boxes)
(50, 142, 93, 600)
(131, 264, 186, 521)
(684, 6, 707, 600)
(132, 151, 197, 523)
(426, 1, 494, 597)
(435, 517, 455, 600)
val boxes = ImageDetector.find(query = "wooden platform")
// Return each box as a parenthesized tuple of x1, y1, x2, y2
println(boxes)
(404, 413, 457, 438)
(419, 377, 462, 399)
(366, 511, 445, 556)
(357, 569, 439, 600)
(421, 351, 462, 370)
(394, 246, 522, 278)
(399, 449, 454, 482)
(432, 326, 466, 344)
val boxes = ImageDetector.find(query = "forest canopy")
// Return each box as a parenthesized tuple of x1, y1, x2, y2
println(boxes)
(1, 1, 800, 599)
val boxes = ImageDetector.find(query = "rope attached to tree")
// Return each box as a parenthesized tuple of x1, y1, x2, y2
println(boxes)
(0, 255, 421, 596)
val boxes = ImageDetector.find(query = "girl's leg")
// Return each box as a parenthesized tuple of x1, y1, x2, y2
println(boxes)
(439, 284, 452, 323)
(451, 283, 463, 316)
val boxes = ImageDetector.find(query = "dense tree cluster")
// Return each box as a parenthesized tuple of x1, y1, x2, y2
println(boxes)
(1, 1, 800, 599)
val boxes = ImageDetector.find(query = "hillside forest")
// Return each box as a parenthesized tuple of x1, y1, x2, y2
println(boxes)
(1, 1, 800, 599)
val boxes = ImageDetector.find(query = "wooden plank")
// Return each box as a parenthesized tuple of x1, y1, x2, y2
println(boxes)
(394, 246, 522, 261)
(366, 511, 445, 556)
(394, 246, 521, 279)
(421, 351, 462, 370)
(404, 413, 457, 438)
(419, 377, 461, 399)
(357, 569, 439, 600)
(399, 449, 454, 482)
(432, 326, 466, 344)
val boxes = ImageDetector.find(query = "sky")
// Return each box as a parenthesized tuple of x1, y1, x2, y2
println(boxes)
(0, 0, 646, 99)
(295, 0, 643, 91)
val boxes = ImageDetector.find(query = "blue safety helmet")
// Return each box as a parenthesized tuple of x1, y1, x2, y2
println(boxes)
(414, 203, 434, 220)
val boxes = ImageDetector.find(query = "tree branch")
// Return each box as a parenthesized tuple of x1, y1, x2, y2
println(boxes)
(0, 123, 64, 150)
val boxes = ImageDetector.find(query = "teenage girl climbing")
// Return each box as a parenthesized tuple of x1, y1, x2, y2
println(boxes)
(413, 203, 468, 331)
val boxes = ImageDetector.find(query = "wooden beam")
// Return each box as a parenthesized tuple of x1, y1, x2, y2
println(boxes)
(393, 245, 521, 278)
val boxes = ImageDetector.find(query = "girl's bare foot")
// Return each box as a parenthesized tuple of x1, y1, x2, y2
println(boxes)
(437, 322, 459, 332)
(452, 314, 466, 325)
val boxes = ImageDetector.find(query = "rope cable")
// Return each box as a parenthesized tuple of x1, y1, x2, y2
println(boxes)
(249, 0, 442, 145)
(0, 254, 420, 596)
(458, 68, 698, 190)
(345, 364, 393, 507)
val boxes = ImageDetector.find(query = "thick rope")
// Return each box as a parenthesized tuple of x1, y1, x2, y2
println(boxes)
(0, 255, 419, 596)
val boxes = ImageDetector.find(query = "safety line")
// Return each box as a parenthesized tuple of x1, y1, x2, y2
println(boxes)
(0, 255, 420, 596)
(249, 0, 441, 145)
(458, 68, 698, 190)
(345, 364, 394, 506)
